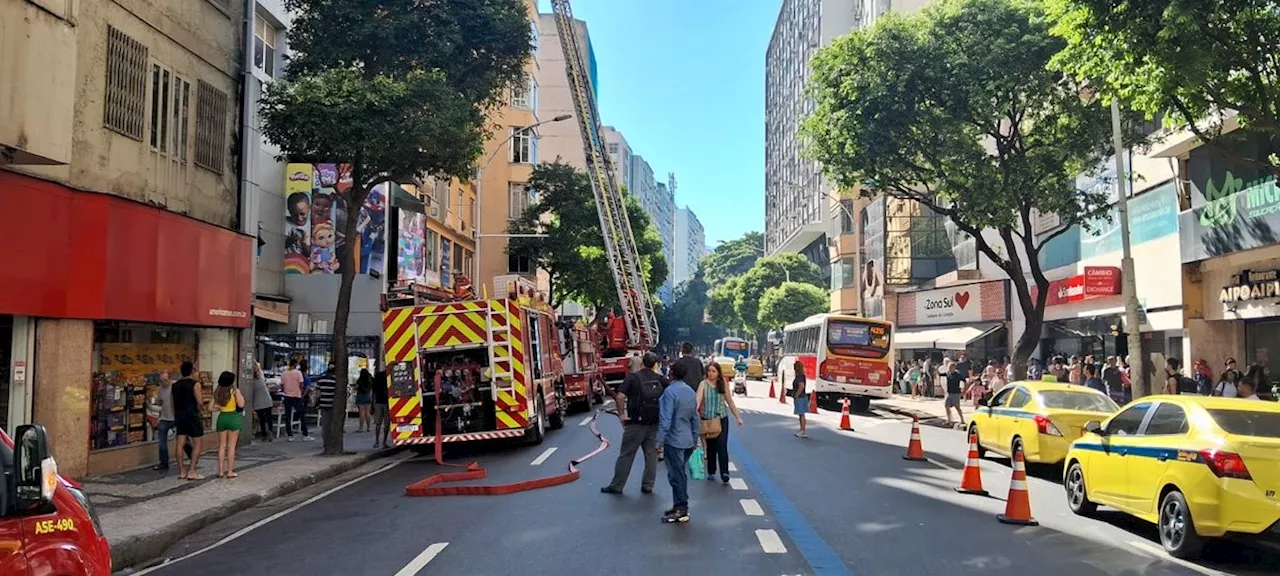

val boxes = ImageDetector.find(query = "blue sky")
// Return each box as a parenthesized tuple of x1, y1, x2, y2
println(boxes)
(536, 0, 777, 246)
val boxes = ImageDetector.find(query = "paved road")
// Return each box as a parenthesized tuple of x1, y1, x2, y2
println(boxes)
(132, 379, 1279, 575)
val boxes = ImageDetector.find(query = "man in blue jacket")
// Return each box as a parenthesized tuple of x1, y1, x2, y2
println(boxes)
(656, 361, 701, 524)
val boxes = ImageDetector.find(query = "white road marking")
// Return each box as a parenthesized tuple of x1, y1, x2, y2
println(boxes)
(740, 498, 764, 516)
(394, 542, 450, 576)
(755, 529, 788, 553)
(926, 457, 958, 471)
(130, 453, 412, 575)
(728, 462, 738, 472)
(530, 447, 558, 466)
(1127, 541, 1230, 576)
(578, 415, 593, 426)
(729, 477, 748, 491)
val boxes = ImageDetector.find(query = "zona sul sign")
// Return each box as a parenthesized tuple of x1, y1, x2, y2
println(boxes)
(1220, 269, 1280, 303)
(897, 281, 1009, 326)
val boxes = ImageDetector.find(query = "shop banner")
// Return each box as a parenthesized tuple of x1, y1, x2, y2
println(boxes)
(1041, 183, 1179, 269)
(897, 280, 1008, 326)
(1180, 172, 1280, 263)
(1219, 269, 1280, 304)
(1083, 265, 1121, 294)
(284, 163, 387, 276)
(1039, 266, 1122, 306)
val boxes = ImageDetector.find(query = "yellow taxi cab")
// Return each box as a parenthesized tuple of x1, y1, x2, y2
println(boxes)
(746, 357, 765, 379)
(1063, 396, 1280, 559)
(968, 380, 1119, 465)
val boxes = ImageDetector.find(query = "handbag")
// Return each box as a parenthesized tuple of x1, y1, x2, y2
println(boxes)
(689, 446, 707, 481)
(701, 416, 722, 439)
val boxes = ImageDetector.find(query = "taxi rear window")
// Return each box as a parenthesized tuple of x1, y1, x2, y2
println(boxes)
(1208, 409, 1280, 438)
(1038, 391, 1117, 413)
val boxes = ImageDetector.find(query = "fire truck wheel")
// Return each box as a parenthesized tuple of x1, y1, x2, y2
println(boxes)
(549, 386, 567, 430)
(529, 393, 547, 445)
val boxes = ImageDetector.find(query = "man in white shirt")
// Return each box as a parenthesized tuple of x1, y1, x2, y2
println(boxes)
(1237, 380, 1262, 400)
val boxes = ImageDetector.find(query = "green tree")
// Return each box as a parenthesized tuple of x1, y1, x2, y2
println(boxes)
(734, 254, 823, 333)
(801, 0, 1140, 377)
(702, 231, 763, 286)
(658, 269, 724, 348)
(758, 283, 830, 330)
(508, 162, 667, 310)
(1046, 0, 1280, 167)
(707, 276, 744, 332)
(259, 0, 531, 454)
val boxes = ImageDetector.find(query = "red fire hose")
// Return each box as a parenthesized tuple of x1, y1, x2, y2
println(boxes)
(404, 379, 612, 497)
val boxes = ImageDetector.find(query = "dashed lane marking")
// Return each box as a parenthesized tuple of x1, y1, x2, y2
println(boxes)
(729, 462, 738, 472)
(729, 477, 748, 491)
(1127, 541, 1230, 576)
(740, 499, 765, 516)
(756, 529, 788, 554)
(926, 457, 957, 471)
(130, 453, 413, 575)
(394, 542, 449, 576)
(530, 447, 557, 466)
(578, 415, 593, 427)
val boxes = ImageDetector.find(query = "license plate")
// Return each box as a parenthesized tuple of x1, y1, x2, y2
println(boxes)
(396, 424, 418, 433)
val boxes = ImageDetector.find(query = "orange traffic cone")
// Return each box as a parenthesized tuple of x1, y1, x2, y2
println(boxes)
(996, 443, 1039, 526)
(778, 382, 787, 404)
(838, 398, 854, 431)
(954, 432, 988, 496)
(768, 378, 776, 399)
(808, 389, 818, 414)
(902, 416, 926, 461)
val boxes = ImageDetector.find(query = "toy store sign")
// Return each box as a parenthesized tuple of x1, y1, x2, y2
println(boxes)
(1219, 269, 1280, 304)
(913, 287, 986, 325)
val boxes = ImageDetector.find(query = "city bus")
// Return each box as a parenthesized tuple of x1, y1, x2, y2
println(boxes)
(713, 337, 753, 377)
(778, 313, 894, 412)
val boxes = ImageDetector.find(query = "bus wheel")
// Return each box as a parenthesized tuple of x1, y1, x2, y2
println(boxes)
(851, 396, 871, 413)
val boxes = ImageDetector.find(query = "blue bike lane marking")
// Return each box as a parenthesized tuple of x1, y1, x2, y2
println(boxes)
(730, 435, 853, 576)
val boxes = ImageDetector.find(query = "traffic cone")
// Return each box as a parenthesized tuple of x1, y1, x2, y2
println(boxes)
(838, 398, 854, 431)
(778, 382, 787, 404)
(808, 389, 819, 414)
(902, 416, 926, 461)
(768, 378, 776, 399)
(996, 443, 1039, 526)
(954, 432, 988, 496)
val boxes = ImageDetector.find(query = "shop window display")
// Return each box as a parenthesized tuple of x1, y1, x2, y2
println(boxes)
(90, 322, 234, 450)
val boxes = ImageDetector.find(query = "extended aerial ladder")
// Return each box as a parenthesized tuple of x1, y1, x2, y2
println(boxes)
(551, 0, 658, 348)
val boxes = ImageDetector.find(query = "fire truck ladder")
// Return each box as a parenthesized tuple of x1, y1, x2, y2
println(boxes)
(551, 0, 658, 348)
(486, 306, 515, 397)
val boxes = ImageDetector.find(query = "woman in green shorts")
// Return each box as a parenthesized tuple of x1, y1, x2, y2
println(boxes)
(213, 371, 245, 478)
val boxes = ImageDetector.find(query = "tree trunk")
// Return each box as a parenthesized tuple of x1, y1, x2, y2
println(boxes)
(324, 181, 371, 455)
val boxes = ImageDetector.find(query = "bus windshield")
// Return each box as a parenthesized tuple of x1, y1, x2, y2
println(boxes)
(826, 319, 891, 359)
(723, 340, 749, 354)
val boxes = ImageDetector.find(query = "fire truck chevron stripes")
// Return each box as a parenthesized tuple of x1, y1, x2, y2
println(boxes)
(393, 429, 526, 445)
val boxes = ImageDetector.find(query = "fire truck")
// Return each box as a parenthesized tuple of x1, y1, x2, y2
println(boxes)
(381, 276, 567, 446)
(556, 319, 605, 411)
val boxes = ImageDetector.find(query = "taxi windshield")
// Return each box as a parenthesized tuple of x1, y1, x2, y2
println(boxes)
(1038, 391, 1118, 413)
(1208, 409, 1280, 439)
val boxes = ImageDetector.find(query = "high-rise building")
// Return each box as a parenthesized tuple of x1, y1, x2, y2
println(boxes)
(626, 154, 676, 305)
(601, 126, 633, 195)
(674, 207, 708, 287)
(537, 13, 597, 170)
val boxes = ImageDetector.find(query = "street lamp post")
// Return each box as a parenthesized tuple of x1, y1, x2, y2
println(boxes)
(1111, 100, 1146, 397)
(473, 114, 572, 292)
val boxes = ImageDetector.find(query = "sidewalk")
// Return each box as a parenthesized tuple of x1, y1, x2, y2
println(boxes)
(874, 394, 971, 429)
(86, 417, 393, 571)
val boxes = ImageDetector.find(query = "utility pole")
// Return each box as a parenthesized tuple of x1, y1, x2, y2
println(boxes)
(1111, 99, 1146, 398)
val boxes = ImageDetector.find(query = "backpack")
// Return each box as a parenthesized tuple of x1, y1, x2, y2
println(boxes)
(632, 371, 665, 425)
(1176, 375, 1198, 395)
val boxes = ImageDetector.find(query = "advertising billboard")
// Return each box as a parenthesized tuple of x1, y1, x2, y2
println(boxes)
(395, 209, 440, 287)
(283, 163, 387, 275)
(860, 197, 886, 318)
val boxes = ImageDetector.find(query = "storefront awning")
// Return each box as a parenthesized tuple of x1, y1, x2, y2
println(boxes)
(895, 323, 1004, 351)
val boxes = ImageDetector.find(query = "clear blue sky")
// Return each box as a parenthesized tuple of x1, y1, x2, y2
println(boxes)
(536, 0, 776, 246)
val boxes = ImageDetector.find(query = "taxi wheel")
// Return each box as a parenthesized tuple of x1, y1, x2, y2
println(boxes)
(1064, 462, 1097, 516)
(967, 424, 987, 459)
(1159, 490, 1204, 560)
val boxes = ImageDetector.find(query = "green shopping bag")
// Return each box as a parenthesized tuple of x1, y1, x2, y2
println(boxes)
(689, 445, 707, 480)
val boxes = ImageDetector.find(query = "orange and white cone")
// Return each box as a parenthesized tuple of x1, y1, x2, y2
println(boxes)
(768, 378, 776, 399)
(808, 389, 819, 414)
(996, 443, 1039, 526)
(838, 398, 854, 431)
(902, 416, 926, 461)
(954, 432, 988, 496)
(778, 382, 787, 404)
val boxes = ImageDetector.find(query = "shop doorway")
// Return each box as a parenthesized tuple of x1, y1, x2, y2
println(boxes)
(0, 315, 11, 431)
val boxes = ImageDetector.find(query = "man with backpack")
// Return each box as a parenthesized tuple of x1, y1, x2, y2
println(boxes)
(602, 352, 667, 495)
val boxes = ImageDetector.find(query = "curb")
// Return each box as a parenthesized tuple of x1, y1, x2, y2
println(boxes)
(110, 448, 393, 573)
(874, 401, 964, 430)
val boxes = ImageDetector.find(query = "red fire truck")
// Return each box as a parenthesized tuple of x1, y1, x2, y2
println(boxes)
(381, 277, 568, 446)
(557, 319, 605, 411)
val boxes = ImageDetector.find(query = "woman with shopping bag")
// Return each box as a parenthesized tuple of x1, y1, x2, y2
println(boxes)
(696, 362, 743, 484)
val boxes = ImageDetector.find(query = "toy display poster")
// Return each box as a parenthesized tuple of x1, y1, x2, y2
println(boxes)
(284, 163, 387, 276)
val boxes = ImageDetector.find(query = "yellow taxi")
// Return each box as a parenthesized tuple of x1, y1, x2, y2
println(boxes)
(968, 380, 1119, 465)
(1063, 396, 1280, 559)
(717, 357, 763, 379)
(746, 357, 765, 379)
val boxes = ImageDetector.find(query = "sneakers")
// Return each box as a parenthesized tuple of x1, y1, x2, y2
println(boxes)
(721, 474, 730, 484)
(662, 508, 690, 523)
(302, 436, 315, 441)
(641, 486, 653, 494)
(600, 486, 623, 495)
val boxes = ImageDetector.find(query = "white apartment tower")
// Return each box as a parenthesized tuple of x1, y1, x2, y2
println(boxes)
(674, 207, 707, 287)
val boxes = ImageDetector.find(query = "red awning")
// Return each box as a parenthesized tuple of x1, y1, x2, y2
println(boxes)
(0, 171, 252, 328)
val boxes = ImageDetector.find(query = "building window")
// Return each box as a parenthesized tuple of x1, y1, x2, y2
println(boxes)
(104, 26, 149, 141)
(194, 81, 229, 173)
(434, 178, 451, 215)
(510, 77, 532, 109)
(508, 254, 534, 274)
(530, 20, 539, 51)
(508, 182, 530, 219)
(150, 64, 191, 161)
(510, 128, 532, 164)
(254, 13, 278, 77)
(425, 229, 440, 272)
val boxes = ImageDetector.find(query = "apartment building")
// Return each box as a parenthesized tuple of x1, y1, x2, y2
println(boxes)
(674, 207, 708, 287)
(1, 0, 248, 476)
(536, 12, 597, 170)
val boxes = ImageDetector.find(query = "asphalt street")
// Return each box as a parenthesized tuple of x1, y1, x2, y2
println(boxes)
(129, 379, 1280, 576)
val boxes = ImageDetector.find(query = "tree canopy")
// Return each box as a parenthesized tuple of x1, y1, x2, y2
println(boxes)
(758, 283, 829, 330)
(734, 253, 823, 333)
(702, 231, 764, 286)
(1046, 0, 1280, 166)
(508, 162, 667, 311)
(707, 276, 744, 333)
(657, 269, 724, 349)
(259, 0, 532, 453)
(801, 0, 1140, 372)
